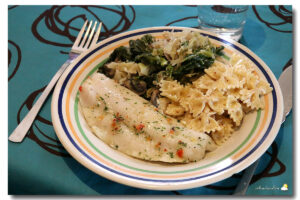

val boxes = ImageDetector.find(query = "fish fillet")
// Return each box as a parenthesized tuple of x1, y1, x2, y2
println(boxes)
(79, 73, 216, 162)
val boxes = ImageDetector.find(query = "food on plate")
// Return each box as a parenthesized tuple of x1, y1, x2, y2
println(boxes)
(79, 30, 273, 162)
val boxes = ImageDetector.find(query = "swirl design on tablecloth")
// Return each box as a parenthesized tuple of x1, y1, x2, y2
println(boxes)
(8, 5, 18, 10)
(166, 16, 197, 27)
(283, 58, 292, 71)
(253, 5, 292, 33)
(8, 40, 22, 81)
(31, 5, 135, 53)
(17, 86, 69, 157)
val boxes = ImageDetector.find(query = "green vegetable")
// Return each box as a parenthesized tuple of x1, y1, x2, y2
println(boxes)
(165, 65, 173, 77)
(129, 34, 154, 57)
(171, 50, 215, 83)
(214, 46, 225, 56)
(138, 74, 157, 89)
(134, 53, 167, 74)
(108, 46, 132, 62)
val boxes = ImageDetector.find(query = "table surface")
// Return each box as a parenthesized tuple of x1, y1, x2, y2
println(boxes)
(8, 5, 293, 195)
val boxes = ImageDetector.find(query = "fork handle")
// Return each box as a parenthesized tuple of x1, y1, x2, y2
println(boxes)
(9, 59, 73, 143)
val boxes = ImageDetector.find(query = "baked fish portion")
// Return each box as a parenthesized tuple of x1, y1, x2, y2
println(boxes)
(79, 73, 216, 163)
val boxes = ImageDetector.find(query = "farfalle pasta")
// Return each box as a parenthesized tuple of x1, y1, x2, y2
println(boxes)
(159, 53, 273, 145)
(159, 80, 184, 102)
(211, 117, 234, 145)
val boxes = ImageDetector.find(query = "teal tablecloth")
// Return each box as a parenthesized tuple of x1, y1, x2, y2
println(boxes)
(8, 5, 293, 195)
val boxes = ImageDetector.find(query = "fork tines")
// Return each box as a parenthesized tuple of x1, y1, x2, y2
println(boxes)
(73, 20, 102, 50)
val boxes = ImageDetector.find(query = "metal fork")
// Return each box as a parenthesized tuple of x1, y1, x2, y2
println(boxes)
(9, 20, 102, 143)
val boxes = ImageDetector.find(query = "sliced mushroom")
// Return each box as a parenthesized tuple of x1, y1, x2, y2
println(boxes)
(123, 79, 133, 90)
(102, 65, 116, 78)
(131, 79, 147, 95)
(150, 89, 160, 107)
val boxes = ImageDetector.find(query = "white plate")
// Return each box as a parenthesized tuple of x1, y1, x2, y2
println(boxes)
(51, 27, 283, 190)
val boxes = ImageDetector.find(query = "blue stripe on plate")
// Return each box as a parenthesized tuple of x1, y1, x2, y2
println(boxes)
(58, 28, 277, 183)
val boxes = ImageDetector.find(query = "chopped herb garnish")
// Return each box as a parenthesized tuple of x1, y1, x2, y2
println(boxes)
(113, 112, 124, 123)
(178, 140, 187, 147)
(98, 96, 108, 111)
(167, 152, 174, 158)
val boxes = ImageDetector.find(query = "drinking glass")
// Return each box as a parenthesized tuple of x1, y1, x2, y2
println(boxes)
(197, 5, 249, 41)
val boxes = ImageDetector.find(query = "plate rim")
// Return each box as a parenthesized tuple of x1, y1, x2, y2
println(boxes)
(51, 26, 284, 190)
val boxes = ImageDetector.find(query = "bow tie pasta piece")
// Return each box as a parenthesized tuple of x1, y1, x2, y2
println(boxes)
(231, 64, 249, 84)
(245, 73, 260, 90)
(179, 88, 207, 117)
(211, 118, 234, 145)
(240, 89, 264, 110)
(226, 95, 244, 126)
(193, 74, 218, 91)
(226, 88, 242, 99)
(257, 80, 273, 95)
(206, 90, 227, 115)
(178, 85, 196, 110)
(159, 80, 184, 102)
(165, 102, 185, 117)
(187, 108, 221, 133)
(204, 60, 227, 80)
(106, 62, 144, 75)
(216, 70, 245, 91)
(230, 53, 256, 72)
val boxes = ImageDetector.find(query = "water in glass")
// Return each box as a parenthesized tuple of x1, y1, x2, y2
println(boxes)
(197, 5, 249, 41)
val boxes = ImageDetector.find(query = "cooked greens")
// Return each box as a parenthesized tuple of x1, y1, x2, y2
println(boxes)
(98, 31, 224, 98)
